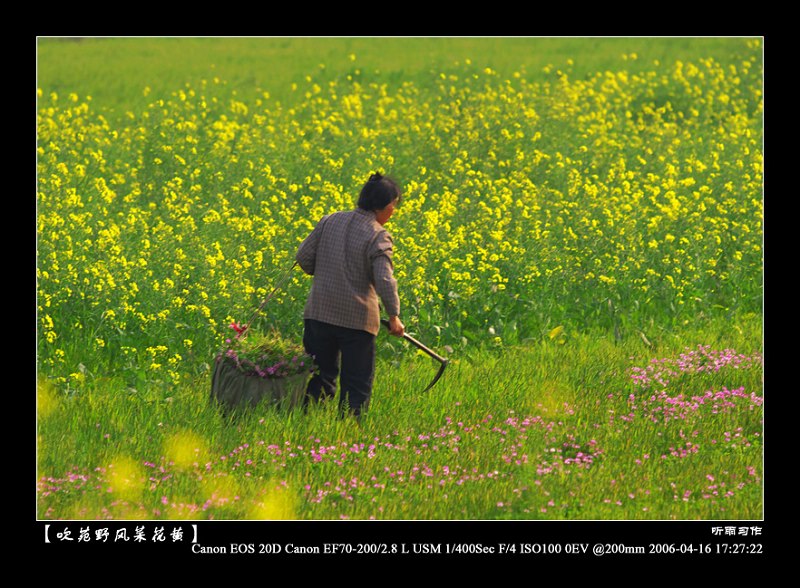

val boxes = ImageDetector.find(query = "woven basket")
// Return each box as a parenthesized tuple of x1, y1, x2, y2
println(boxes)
(210, 355, 309, 413)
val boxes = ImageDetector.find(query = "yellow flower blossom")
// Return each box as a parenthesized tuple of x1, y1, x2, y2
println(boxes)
(35, 45, 762, 384)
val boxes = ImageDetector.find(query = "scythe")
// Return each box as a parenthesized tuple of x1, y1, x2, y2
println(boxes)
(381, 319, 449, 393)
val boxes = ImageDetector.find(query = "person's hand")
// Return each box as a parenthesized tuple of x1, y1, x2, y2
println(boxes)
(388, 315, 405, 337)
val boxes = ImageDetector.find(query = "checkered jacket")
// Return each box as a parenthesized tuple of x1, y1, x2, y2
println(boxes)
(296, 208, 400, 335)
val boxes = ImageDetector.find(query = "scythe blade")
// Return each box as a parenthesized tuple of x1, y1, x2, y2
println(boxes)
(381, 319, 449, 393)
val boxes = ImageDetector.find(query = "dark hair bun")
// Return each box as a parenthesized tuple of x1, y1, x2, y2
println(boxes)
(358, 173, 401, 211)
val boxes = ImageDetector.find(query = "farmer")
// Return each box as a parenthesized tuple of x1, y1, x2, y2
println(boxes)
(296, 172, 405, 418)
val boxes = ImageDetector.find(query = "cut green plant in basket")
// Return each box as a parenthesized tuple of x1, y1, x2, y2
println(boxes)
(219, 322, 316, 379)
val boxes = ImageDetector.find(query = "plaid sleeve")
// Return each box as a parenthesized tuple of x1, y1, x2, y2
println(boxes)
(296, 216, 327, 275)
(370, 231, 400, 317)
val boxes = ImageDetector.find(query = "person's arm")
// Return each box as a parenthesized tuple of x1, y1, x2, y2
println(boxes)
(296, 216, 327, 275)
(371, 231, 404, 336)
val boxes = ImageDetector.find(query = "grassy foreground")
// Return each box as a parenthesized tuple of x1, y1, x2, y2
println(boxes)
(37, 317, 762, 520)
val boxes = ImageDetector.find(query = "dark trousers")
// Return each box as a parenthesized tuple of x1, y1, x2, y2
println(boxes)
(303, 319, 376, 417)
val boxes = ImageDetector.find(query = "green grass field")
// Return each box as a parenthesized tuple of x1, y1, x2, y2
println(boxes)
(36, 37, 763, 520)
(38, 37, 757, 114)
